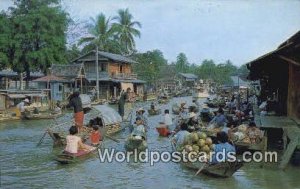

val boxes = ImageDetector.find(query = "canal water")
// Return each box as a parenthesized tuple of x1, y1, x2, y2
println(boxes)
(1, 96, 300, 189)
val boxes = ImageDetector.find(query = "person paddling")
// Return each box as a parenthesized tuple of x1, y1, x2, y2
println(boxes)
(65, 126, 96, 154)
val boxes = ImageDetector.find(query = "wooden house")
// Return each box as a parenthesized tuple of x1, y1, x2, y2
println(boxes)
(71, 50, 145, 99)
(0, 69, 44, 90)
(33, 75, 71, 101)
(178, 73, 198, 87)
(247, 30, 300, 168)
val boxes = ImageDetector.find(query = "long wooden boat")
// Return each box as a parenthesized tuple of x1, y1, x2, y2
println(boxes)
(158, 98, 169, 104)
(234, 136, 268, 153)
(124, 136, 147, 151)
(54, 147, 98, 164)
(24, 113, 62, 120)
(47, 105, 123, 147)
(171, 141, 243, 178)
(172, 104, 180, 115)
(148, 109, 161, 116)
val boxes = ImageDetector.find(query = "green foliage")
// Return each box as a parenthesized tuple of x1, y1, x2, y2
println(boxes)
(3, 0, 69, 77)
(175, 53, 189, 73)
(195, 59, 239, 85)
(133, 50, 167, 84)
(79, 13, 124, 54)
(66, 44, 81, 62)
(0, 12, 12, 70)
(112, 8, 141, 55)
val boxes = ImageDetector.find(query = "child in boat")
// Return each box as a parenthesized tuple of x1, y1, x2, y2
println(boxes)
(136, 108, 148, 131)
(211, 131, 236, 164)
(65, 126, 96, 154)
(90, 125, 102, 146)
(132, 117, 146, 139)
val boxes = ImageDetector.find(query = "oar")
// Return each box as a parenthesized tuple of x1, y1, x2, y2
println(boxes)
(105, 134, 120, 143)
(36, 129, 48, 147)
(36, 117, 60, 147)
(194, 163, 207, 176)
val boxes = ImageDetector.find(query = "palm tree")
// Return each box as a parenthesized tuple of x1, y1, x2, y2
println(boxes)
(79, 13, 122, 53)
(112, 8, 141, 55)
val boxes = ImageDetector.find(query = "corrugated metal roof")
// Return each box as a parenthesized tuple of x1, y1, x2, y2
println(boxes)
(179, 73, 198, 79)
(72, 50, 137, 64)
(97, 51, 137, 64)
(50, 64, 84, 78)
(0, 70, 44, 78)
(33, 75, 70, 83)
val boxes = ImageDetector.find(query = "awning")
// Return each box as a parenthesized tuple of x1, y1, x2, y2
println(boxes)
(6, 94, 26, 99)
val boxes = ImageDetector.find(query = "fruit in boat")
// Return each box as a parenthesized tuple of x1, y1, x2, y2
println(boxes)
(197, 139, 206, 147)
(205, 137, 213, 145)
(190, 133, 199, 143)
(185, 145, 193, 152)
(202, 145, 210, 153)
(198, 132, 207, 140)
(192, 145, 200, 152)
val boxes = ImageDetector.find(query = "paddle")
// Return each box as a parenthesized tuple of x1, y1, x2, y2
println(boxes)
(104, 134, 120, 143)
(36, 117, 60, 147)
(194, 163, 207, 176)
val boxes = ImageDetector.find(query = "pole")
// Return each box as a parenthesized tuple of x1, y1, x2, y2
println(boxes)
(96, 45, 100, 100)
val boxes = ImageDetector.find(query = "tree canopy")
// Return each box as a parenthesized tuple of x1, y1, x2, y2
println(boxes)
(0, 0, 69, 81)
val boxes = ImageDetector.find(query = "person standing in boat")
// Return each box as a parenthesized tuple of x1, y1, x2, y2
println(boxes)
(211, 131, 236, 164)
(118, 88, 131, 120)
(65, 126, 96, 154)
(67, 91, 84, 131)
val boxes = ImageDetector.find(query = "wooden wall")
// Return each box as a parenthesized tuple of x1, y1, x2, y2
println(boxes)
(287, 63, 300, 121)
(108, 62, 132, 75)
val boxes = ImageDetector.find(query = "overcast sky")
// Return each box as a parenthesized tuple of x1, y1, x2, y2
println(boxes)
(1, 0, 300, 66)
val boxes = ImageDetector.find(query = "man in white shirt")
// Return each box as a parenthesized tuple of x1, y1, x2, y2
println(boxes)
(162, 109, 173, 127)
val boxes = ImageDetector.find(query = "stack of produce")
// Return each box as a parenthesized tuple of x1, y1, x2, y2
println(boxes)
(177, 132, 215, 159)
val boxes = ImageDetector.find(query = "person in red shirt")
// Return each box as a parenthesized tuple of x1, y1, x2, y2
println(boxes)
(90, 125, 102, 146)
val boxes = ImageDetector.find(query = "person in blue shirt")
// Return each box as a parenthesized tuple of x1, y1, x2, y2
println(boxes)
(211, 131, 236, 164)
(209, 108, 227, 127)
(173, 123, 190, 147)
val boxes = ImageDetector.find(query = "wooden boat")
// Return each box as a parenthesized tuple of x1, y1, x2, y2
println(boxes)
(47, 105, 123, 147)
(24, 113, 62, 120)
(148, 109, 161, 116)
(158, 98, 169, 104)
(171, 141, 243, 178)
(193, 86, 209, 98)
(182, 160, 243, 178)
(108, 99, 118, 105)
(234, 135, 268, 153)
(54, 147, 98, 164)
(172, 104, 180, 115)
(124, 135, 147, 151)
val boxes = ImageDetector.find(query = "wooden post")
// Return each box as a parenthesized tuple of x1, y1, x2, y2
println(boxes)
(80, 75, 83, 94)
